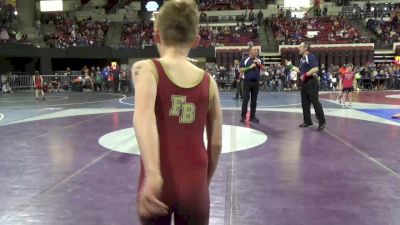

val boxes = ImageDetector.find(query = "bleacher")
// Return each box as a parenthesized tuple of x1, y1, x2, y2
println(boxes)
(271, 17, 368, 45)
(45, 17, 109, 48)
(366, 11, 400, 48)
(199, 23, 259, 47)
(0, 2, 31, 45)
(120, 21, 154, 49)
(199, 0, 254, 11)
(216, 48, 251, 69)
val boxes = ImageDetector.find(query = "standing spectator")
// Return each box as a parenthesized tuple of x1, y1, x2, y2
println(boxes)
(102, 66, 110, 91)
(257, 10, 264, 26)
(90, 66, 96, 79)
(123, 14, 128, 23)
(278, 65, 287, 89)
(366, 1, 371, 13)
(200, 11, 207, 23)
(391, 13, 398, 30)
(320, 69, 330, 91)
(249, 9, 255, 21)
(36, 19, 43, 36)
(95, 67, 101, 90)
(94, 70, 103, 92)
(119, 70, 130, 92)
(111, 64, 121, 93)
(323, 6, 328, 17)
(314, 7, 321, 17)
(233, 60, 243, 100)
(82, 65, 89, 76)
(107, 70, 114, 92)
(286, 9, 291, 18)
(386, 65, 394, 90)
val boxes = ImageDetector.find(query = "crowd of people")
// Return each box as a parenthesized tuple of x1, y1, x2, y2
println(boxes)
(119, 19, 260, 49)
(199, 0, 253, 11)
(0, 2, 29, 44)
(314, 63, 400, 91)
(209, 63, 298, 92)
(271, 16, 367, 45)
(120, 21, 154, 49)
(0, 27, 28, 43)
(364, 2, 400, 18)
(200, 9, 264, 25)
(199, 22, 259, 47)
(367, 13, 400, 48)
(0, 1, 17, 26)
(44, 17, 109, 48)
(4, 61, 398, 95)
(45, 65, 132, 93)
(0, 66, 130, 94)
(208, 62, 400, 93)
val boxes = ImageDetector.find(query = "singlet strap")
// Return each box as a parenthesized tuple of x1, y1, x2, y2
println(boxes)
(151, 59, 166, 85)
(204, 73, 213, 111)
(151, 59, 206, 89)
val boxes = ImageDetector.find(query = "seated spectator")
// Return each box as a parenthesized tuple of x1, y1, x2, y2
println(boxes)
(64, 67, 72, 76)
(199, 0, 253, 11)
(197, 23, 260, 47)
(271, 16, 366, 45)
(1, 75, 12, 94)
(46, 17, 109, 48)
(83, 75, 94, 93)
(120, 20, 154, 49)
(51, 75, 61, 92)
(270, 70, 282, 91)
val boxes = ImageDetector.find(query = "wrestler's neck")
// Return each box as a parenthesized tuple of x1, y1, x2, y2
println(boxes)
(158, 45, 190, 62)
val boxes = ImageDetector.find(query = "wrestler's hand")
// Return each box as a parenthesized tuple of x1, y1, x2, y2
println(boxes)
(138, 175, 169, 218)
(300, 74, 306, 82)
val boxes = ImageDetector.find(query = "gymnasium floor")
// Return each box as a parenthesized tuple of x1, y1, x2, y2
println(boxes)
(0, 90, 399, 225)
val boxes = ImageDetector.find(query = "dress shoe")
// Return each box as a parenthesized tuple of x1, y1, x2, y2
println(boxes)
(250, 118, 260, 123)
(299, 123, 313, 128)
(317, 123, 326, 131)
